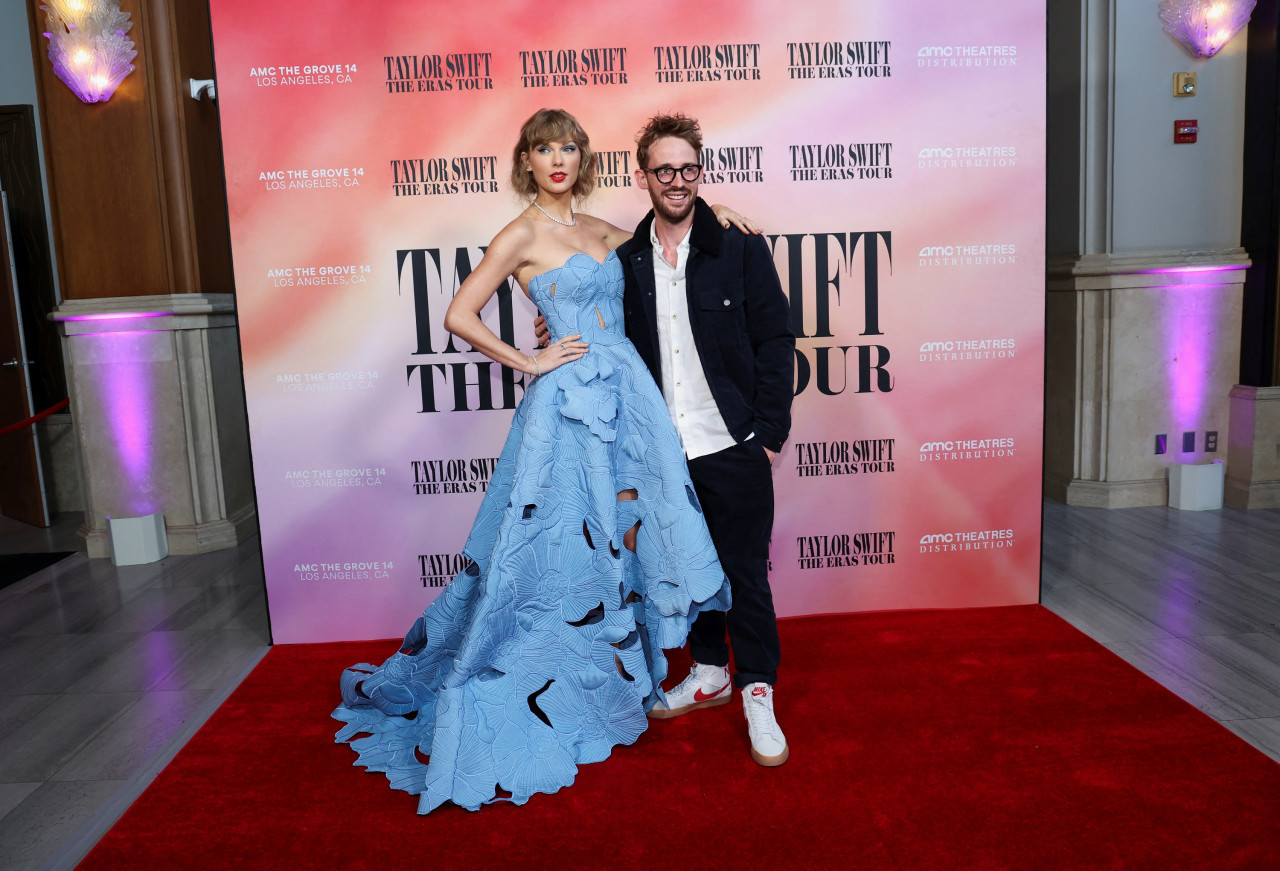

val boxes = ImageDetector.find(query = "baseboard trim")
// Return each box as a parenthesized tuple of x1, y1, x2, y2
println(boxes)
(1055, 477, 1169, 509)
(79, 504, 259, 559)
(1224, 477, 1280, 510)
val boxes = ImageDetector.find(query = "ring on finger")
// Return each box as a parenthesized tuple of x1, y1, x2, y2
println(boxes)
(559, 342, 566, 351)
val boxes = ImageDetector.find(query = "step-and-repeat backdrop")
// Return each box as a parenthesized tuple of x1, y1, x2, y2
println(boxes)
(208, 0, 1045, 643)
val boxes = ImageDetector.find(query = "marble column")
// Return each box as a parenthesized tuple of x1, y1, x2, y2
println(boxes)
(1225, 385, 1280, 508)
(51, 293, 255, 556)
(1043, 0, 1250, 508)
(1045, 250, 1248, 507)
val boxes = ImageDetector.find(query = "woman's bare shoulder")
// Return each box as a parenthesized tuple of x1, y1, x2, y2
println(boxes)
(489, 210, 538, 252)
(575, 212, 612, 233)
(576, 212, 630, 248)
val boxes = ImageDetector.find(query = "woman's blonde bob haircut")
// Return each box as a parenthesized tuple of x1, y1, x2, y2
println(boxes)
(510, 108, 596, 200)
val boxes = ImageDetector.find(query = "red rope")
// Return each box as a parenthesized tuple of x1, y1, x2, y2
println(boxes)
(0, 398, 70, 436)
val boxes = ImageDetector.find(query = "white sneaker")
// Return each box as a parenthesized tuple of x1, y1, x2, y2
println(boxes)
(742, 683, 789, 766)
(648, 663, 732, 719)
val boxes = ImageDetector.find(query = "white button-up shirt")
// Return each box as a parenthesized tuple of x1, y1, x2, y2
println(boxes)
(651, 222, 738, 460)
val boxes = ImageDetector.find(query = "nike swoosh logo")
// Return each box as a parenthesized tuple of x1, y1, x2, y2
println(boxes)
(694, 684, 728, 702)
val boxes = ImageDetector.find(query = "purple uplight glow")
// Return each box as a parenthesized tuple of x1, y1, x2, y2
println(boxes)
(1136, 265, 1243, 276)
(72, 328, 165, 339)
(1159, 285, 1222, 455)
(143, 631, 182, 687)
(1134, 264, 1243, 453)
(62, 311, 167, 322)
(80, 332, 162, 516)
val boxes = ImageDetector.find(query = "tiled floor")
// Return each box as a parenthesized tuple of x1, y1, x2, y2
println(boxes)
(0, 514, 269, 871)
(1040, 498, 1280, 760)
(0, 499, 1278, 870)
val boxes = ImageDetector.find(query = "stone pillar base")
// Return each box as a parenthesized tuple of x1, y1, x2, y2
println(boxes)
(1048, 475, 1168, 509)
(52, 294, 257, 556)
(1225, 385, 1280, 509)
(80, 504, 258, 558)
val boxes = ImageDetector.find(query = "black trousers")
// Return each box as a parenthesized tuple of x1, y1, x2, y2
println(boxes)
(686, 439, 781, 687)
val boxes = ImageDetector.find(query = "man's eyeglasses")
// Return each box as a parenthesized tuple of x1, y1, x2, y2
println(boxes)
(644, 164, 703, 184)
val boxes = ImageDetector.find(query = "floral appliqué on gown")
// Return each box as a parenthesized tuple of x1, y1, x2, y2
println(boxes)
(333, 251, 731, 813)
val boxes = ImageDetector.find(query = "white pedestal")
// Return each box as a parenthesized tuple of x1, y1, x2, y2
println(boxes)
(1169, 461, 1225, 511)
(109, 513, 169, 565)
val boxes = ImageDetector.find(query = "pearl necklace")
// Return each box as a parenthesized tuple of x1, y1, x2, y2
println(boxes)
(532, 200, 576, 227)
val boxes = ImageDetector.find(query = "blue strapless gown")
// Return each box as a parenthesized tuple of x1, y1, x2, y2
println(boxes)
(333, 251, 731, 813)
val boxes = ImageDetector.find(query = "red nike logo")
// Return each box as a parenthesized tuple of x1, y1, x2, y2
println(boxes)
(752, 686, 768, 698)
(694, 684, 727, 702)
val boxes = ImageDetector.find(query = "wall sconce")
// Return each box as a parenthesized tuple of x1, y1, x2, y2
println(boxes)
(1159, 0, 1257, 58)
(40, 0, 137, 103)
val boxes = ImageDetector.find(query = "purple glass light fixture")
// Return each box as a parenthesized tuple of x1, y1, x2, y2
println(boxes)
(1159, 0, 1256, 58)
(41, 0, 137, 103)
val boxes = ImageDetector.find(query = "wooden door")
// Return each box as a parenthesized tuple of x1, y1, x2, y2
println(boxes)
(0, 189, 50, 527)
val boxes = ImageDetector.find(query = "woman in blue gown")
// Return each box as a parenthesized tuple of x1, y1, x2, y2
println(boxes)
(333, 109, 744, 813)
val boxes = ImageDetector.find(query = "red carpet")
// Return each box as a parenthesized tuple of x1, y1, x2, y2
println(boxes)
(79, 606, 1280, 869)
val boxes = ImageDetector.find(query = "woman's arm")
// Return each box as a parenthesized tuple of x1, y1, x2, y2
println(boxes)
(584, 206, 760, 251)
(443, 222, 586, 375)
(580, 215, 633, 251)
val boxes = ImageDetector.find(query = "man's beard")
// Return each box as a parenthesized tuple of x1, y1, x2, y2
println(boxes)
(651, 186, 696, 223)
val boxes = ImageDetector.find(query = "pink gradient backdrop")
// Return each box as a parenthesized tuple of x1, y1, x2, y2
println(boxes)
(209, 0, 1045, 643)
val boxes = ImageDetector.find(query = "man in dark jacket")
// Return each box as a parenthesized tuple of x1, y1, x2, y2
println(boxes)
(619, 113, 795, 766)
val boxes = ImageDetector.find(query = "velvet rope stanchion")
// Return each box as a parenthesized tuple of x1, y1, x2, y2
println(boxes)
(0, 398, 70, 436)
